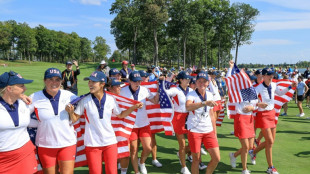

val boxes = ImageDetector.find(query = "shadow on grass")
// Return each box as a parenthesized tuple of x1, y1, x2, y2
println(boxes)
(219, 146, 239, 152)
(295, 151, 310, 158)
(277, 130, 310, 134)
(300, 136, 310, 140)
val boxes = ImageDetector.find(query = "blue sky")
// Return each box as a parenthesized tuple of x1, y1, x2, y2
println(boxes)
(0, 0, 309, 64)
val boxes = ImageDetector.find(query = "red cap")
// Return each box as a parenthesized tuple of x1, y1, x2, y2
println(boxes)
(122, 60, 128, 65)
(131, 64, 135, 67)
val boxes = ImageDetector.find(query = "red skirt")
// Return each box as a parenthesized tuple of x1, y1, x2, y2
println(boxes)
(234, 114, 255, 139)
(213, 100, 223, 112)
(0, 140, 37, 174)
(255, 109, 276, 129)
(172, 112, 188, 135)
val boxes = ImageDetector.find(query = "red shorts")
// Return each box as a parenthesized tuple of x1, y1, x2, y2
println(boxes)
(85, 144, 118, 174)
(213, 100, 223, 112)
(172, 112, 188, 135)
(234, 114, 255, 139)
(255, 110, 276, 129)
(188, 131, 219, 153)
(129, 125, 151, 141)
(38, 144, 76, 168)
(0, 140, 37, 174)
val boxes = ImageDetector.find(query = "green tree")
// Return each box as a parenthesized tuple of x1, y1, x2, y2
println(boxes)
(231, 2, 259, 64)
(67, 32, 81, 61)
(15, 22, 37, 62)
(110, 50, 123, 62)
(0, 21, 12, 60)
(93, 36, 111, 62)
(80, 37, 93, 62)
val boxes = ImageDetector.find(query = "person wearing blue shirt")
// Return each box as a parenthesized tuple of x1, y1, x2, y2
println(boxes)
(120, 61, 132, 82)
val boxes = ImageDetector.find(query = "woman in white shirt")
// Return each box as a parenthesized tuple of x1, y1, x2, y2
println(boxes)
(296, 76, 308, 117)
(29, 68, 78, 174)
(0, 71, 37, 174)
(66, 71, 141, 174)
(186, 71, 220, 174)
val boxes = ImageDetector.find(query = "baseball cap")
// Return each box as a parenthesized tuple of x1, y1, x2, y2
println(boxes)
(44, 68, 62, 79)
(139, 70, 149, 77)
(129, 71, 142, 82)
(84, 71, 107, 82)
(196, 71, 209, 81)
(109, 68, 121, 76)
(255, 69, 262, 75)
(66, 61, 73, 65)
(209, 71, 219, 76)
(108, 78, 123, 86)
(246, 71, 257, 80)
(262, 68, 275, 76)
(100, 60, 106, 64)
(122, 60, 128, 65)
(0, 71, 33, 88)
(177, 71, 192, 80)
(131, 64, 135, 67)
(190, 76, 196, 84)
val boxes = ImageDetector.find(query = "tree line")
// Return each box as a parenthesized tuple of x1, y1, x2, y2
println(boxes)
(110, 0, 259, 69)
(0, 20, 111, 63)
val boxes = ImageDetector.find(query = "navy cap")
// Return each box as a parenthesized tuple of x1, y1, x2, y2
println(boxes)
(190, 76, 196, 84)
(66, 61, 73, 65)
(129, 71, 142, 82)
(246, 71, 257, 81)
(255, 69, 262, 75)
(109, 68, 121, 76)
(84, 71, 107, 82)
(177, 71, 192, 80)
(209, 71, 219, 76)
(139, 70, 149, 77)
(262, 68, 275, 76)
(44, 68, 62, 79)
(0, 71, 33, 88)
(109, 78, 123, 86)
(196, 71, 209, 81)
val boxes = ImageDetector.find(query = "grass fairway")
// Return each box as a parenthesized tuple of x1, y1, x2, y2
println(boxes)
(1, 61, 309, 174)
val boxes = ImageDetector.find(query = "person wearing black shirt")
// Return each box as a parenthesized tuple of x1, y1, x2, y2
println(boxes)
(62, 60, 80, 95)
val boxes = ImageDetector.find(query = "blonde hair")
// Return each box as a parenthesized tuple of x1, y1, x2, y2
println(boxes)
(0, 87, 7, 97)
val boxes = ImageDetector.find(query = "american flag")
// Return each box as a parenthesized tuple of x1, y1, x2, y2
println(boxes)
(216, 98, 226, 126)
(28, 91, 139, 171)
(225, 65, 257, 103)
(142, 80, 175, 136)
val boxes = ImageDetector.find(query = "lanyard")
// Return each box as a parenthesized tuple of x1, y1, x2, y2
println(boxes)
(129, 85, 140, 101)
(91, 92, 106, 119)
(0, 97, 19, 127)
(65, 71, 72, 81)
(195, 89, 207, 112)
(262, 82, 272, 99)
(179, 86, 189, 96)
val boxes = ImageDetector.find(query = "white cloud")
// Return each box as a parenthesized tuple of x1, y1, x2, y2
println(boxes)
(71, 0, 107, 6)
(256, 0, 310, 11)
(256, 20, 310, 31)
(28, 22, 78, 28)
(253, 39, 298, 45)
(93, 23, 103, 27)
(258, 12, 310, 22)
(81, 16, 111, 23)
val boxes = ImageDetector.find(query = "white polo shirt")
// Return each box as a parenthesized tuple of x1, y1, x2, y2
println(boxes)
(255, 82, 289, 111)
(186, 90, 214, 133)
(166, 86, 193, 113)
(0, 99, 30, 152)
(120, 86, 154, 128)
(29, 90, 77, 148)
(75, 93, 121, 147)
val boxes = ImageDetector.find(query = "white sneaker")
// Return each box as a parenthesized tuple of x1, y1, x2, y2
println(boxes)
(186, 155, 193, 163)
(200, 147, 208, 155)
(138, 162, 147, 174)
(199, 162, 207, 170)
(242, 169, 251, 174)
(229, 152, 237, 168)
(248, 150, 256, 165)
(266, 167, 279, 174)
(297, 113, 305, 117)
(181, 167, 191, 174)
(230, 131, 235, 135)
(152, 159, 162, 167)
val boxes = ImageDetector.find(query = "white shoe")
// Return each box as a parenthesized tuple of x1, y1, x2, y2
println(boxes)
(297, 113, 305, 117)
(138, 162, 147, 174)
(200, 147, 208, 155)
(181, 167, 191, 174)
(242, 169, 251, 174)
(152, 159, 162, 167)
(229, 152, 237, 168)
(266, 167, 279, 174)
(186, 155, 193, 163)
(248, 150, 256, 165)
(199, 162, 207, 170)
(230, 131, 235, 135)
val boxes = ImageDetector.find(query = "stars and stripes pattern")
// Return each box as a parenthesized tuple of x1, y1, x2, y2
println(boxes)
(142, 80, 175, 136)
(216, 98, 226, 126)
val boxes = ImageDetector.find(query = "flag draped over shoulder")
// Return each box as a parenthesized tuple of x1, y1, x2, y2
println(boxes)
(272, 79, 296, 123)
(141, 80, 175, 136)
(28, 91, 139, 171)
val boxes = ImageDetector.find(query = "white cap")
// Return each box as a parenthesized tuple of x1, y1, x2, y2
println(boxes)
(100, 60, 106, 64)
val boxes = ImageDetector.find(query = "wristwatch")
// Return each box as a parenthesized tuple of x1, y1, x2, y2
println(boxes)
(202, 101, 206, 106)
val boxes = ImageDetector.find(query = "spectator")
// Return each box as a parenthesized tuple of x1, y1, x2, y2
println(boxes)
(305, 75, 310, 108)
(120, 61, 132, 82)
(62, 60, 80, 95)
(97, 60, 110, 77)
(296, 76, 308, 117)
(131, 64, 136, 71)
(148, 65, 158, 82)
(303, 67, 310, 79)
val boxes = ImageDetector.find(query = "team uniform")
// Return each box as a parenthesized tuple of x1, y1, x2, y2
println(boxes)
(74, 93, 121, 174)
(0, 98, 37, 174)
(29, 89, 77, 168)
(166, 86, 193, 134)
(209, 80, 223, 111)
(120, 85, 154, 140)
(186, 90, 219, 153)
(254, 82, 289, 128)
